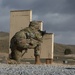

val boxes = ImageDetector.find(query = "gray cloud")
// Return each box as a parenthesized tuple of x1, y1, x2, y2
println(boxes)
(55, 31, 75, 45)
(1, 0, 75, 14)
(33, 13, 75, 32)
(0, 0, 75, 44)
(0, 15, 9, 32)
(1, 0, 35, 9)
(32, 0, 75, 15)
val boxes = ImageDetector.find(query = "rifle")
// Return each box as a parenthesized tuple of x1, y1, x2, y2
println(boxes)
(38, 30, 46, 36)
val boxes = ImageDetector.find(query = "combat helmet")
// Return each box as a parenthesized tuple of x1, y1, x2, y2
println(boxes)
(29, 21, 39, 27)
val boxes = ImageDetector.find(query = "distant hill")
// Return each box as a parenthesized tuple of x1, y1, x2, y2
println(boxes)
(54, 43, 75, 55)
(0, 32, 9, 53)
(0, 32, 75, 55)
(0, 32, 9, 37)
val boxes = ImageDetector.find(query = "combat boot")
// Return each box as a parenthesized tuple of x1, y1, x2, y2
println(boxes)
(35, 55, 41, 64)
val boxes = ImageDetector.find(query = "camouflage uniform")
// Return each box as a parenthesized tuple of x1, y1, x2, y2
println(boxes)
(10, 31, 25, 63)
(21, 21, 42, 56)
(10, 21, 42, 63)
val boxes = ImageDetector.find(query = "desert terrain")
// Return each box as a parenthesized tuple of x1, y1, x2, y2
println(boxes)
(0, 32, 75, 64)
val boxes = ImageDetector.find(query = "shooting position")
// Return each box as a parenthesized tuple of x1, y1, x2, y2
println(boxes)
(8, 21, 46, 64)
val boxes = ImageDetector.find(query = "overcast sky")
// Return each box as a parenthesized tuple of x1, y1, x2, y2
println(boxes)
(0, 0, 75, 45)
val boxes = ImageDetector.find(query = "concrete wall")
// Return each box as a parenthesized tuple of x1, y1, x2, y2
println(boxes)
(10, 10, 54, 60)
(9, 10, 32, 53)
(41, 33, 54, 59)
(10, 10, 32, 40)
(37, 21, 43, 30)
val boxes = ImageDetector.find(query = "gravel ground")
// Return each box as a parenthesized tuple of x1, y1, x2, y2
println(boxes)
(0, 63, 75, 75)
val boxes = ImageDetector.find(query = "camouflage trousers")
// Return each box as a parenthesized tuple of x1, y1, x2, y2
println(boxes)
(10, 44, 41, 63)
(10, 49, 22, 63)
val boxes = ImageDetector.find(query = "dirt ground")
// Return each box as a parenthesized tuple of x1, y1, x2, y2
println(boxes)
(0, 53, 8, 63)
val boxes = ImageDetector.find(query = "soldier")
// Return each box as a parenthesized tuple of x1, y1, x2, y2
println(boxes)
(9, 21, 43, 64)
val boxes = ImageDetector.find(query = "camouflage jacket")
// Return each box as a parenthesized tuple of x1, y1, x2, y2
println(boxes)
(10, 27, 43, 49)
(21, 27, 43, 42)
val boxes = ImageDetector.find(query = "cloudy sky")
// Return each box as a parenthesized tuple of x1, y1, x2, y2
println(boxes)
(0, 0, 75, 45)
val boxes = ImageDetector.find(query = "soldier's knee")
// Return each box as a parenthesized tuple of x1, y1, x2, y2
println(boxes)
(10, 49, 22, 62)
